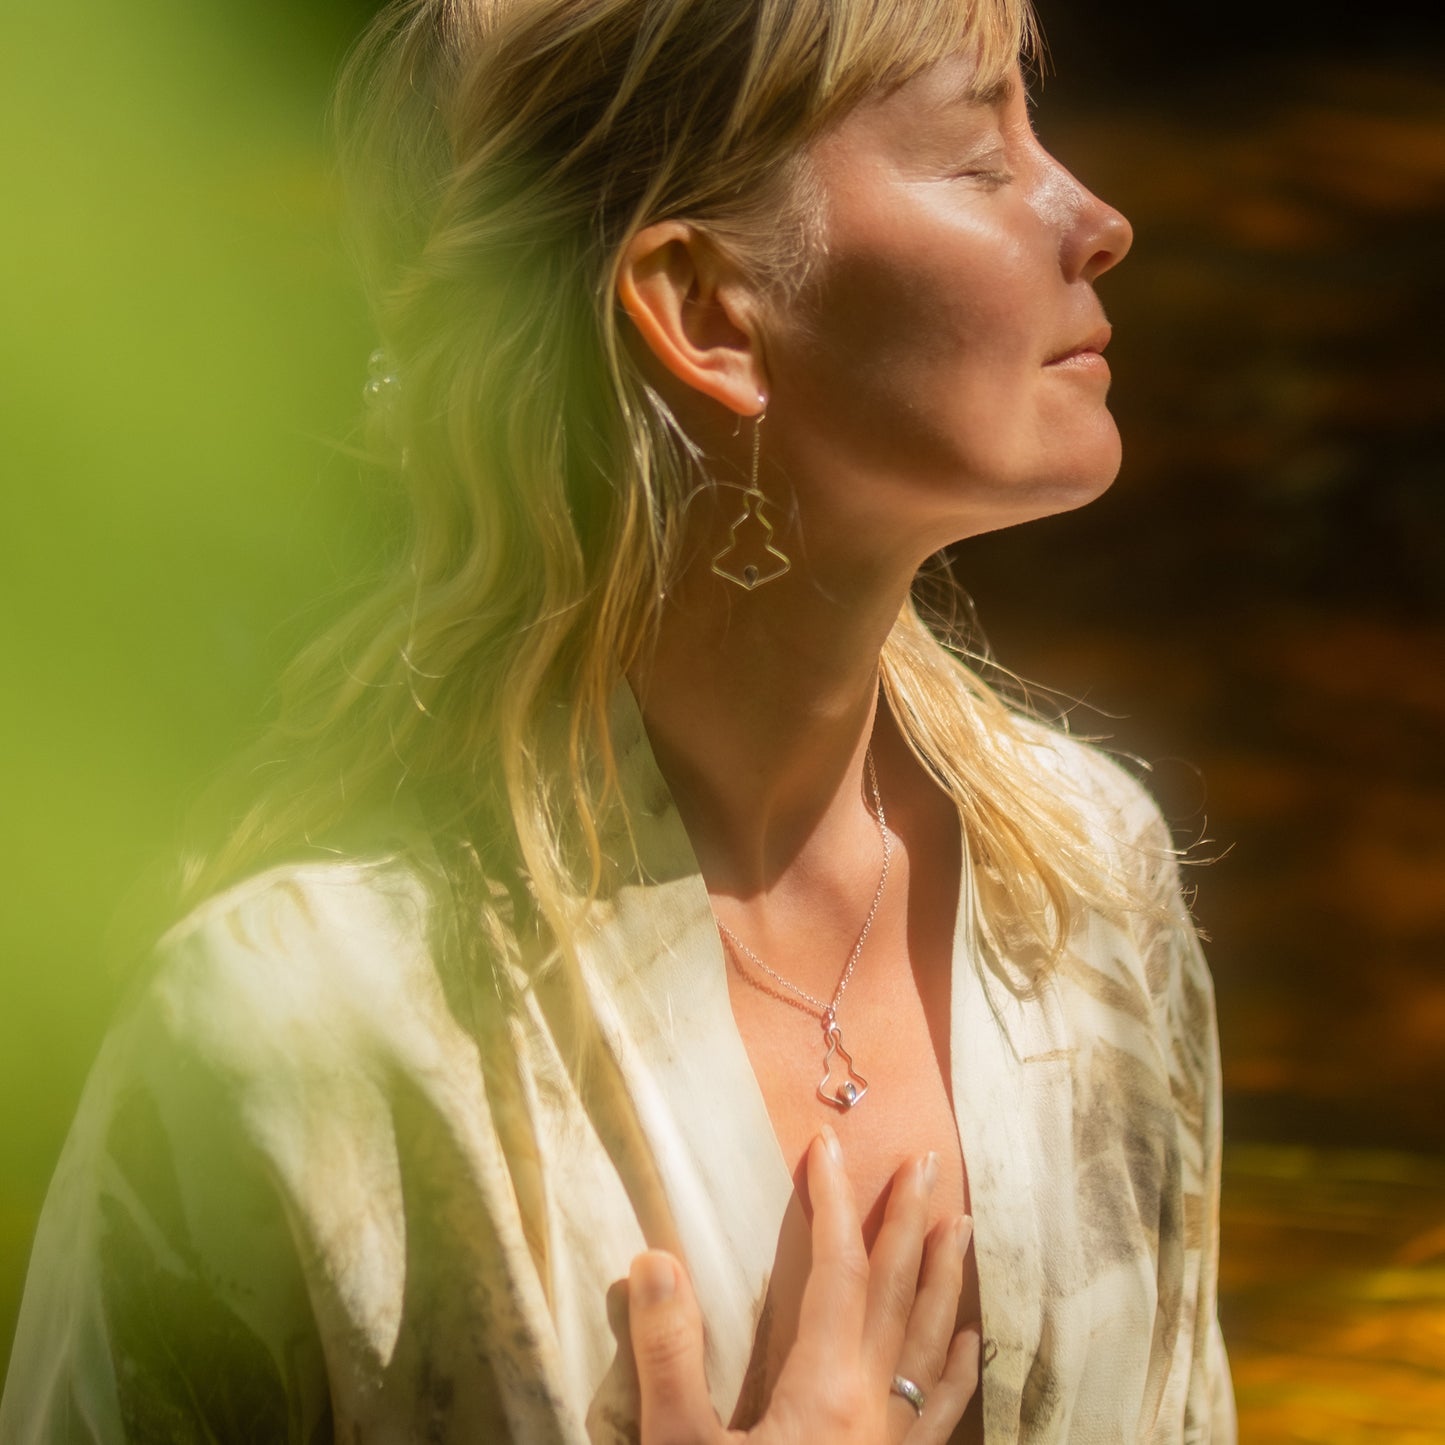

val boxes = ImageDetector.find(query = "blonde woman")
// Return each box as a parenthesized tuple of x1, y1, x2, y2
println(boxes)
(0, 0, 1234, 1441)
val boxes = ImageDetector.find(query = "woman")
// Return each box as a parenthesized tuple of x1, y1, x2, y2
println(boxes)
(0, 0, 1233, 1441)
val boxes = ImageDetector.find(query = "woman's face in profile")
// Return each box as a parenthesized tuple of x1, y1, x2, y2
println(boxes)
(763, 54, 1134, 566)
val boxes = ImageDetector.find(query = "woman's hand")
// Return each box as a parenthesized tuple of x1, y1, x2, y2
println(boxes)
(627, 1125, 978, 1444)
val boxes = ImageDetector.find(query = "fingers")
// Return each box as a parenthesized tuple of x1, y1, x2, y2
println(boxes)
(862, 1150, 939, 1375)
(768, 1129, 875, 1435)
(793, 1127, 870, 1359)
(921, 1322, 982, 1438)
(897, 1213, 973, 1380)
(888, 1217, 978, 1444)
(769, 1134, 981, 1445)
(628, 1251, 723, 1445)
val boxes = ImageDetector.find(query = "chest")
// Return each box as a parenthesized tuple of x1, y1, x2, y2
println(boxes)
(724, 940, 982, 1435)
(721, 837, 970, 1235)
(738, 995, 971, 1234)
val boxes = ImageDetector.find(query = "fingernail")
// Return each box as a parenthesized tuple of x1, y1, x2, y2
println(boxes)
(631, 1252, 676, 1306)
(921, 1151, 939, 1192)
(955, 1214, 974, 1251)
(819, 1124, 843, 1167)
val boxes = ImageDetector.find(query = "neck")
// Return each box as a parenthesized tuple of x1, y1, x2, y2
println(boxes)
(628, 551, 917, 899)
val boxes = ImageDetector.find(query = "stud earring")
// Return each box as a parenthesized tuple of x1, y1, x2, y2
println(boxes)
(710, 402, 792, 591)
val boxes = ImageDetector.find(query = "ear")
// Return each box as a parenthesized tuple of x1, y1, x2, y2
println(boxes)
(617, 222, 768, 417)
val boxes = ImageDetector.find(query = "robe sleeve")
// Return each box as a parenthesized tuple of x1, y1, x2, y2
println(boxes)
(0, 859, 570, 1445)
(1131, 806, 1237, 1445)
(0, 964, 332, 1445)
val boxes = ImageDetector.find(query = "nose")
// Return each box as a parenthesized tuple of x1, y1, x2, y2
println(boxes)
(1066, 180, 1133, 284)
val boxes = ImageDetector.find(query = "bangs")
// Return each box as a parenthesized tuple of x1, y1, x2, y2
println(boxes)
(788, 0, 1040, 129)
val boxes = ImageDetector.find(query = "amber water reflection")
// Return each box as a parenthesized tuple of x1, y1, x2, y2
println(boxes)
(1223, 1146, 1445, 1443)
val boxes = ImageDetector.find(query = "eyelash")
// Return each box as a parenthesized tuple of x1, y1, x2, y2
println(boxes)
(957, 168, 1014, 189)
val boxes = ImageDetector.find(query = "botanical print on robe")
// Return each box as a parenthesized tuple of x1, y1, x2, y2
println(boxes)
(0, 687, 1235, 1444)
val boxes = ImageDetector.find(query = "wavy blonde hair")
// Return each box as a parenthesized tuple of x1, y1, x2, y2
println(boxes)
(188, 0, 1146, 976)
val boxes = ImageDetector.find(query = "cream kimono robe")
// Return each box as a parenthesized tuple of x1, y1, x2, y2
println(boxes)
(1, 694, 1235, 1443)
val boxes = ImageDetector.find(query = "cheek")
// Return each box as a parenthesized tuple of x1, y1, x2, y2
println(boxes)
(819, 215, 1024, 371)
(779, 223, 1038, 469)
(825, 189, 1047, 368)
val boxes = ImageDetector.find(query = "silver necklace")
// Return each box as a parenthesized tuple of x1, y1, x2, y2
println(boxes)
(715, 749, 892, 1112)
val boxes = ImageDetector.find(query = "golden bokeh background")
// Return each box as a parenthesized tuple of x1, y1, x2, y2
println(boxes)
(3, 2, 1442, 1436)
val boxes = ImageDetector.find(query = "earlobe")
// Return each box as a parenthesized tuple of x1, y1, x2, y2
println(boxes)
(617, 222, 767, 417)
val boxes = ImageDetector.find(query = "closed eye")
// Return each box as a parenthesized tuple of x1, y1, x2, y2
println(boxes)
(954, 167, 1014, 189)
(953, 159, 1023, 187)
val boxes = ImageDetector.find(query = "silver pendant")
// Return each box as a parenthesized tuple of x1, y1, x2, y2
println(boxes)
(817, 1018, 869, 1111)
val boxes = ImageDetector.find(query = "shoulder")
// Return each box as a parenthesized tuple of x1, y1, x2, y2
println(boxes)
(158, 851, 438, 974)
(139, 853, 468, 1095)
(1010, 714, 1175, 864)
(1007, 717, 1212, 1004)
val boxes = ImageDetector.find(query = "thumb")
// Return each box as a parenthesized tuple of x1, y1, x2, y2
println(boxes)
(627, 1251, 721, 1445)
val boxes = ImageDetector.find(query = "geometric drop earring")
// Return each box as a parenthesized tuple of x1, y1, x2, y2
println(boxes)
(710, 401, 792, 591)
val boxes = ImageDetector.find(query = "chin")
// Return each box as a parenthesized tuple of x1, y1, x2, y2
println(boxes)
(915, 423, 1126, 549)
(999, 441, 1125, 530)
(1045, 424, 1124, 514)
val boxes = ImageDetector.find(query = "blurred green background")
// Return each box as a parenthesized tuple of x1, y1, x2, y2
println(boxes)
(1, 0, 377, 1378)
(3, 1, 1443, 1437)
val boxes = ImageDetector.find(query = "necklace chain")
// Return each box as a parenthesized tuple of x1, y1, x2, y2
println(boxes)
(714, 749, 892, 1109)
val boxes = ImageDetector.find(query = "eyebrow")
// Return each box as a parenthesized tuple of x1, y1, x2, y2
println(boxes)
(932, 70, 1017, 116)
(970, 74, 1016, 109)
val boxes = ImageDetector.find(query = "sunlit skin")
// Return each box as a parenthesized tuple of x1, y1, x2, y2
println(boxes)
(766, 58, 1133, 574)
(620, 52, 1132, 1441)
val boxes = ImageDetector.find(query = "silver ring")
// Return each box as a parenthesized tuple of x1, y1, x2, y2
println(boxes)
(890, 1374, 926, 1417)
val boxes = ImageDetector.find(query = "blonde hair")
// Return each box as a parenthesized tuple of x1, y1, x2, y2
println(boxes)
(188, 0, 1143, 977)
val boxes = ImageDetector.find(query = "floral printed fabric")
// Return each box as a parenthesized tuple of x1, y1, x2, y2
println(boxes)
(1, 692, 1234, 1443)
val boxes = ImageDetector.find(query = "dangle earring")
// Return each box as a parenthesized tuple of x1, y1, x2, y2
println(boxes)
(711, 400, 792, 591)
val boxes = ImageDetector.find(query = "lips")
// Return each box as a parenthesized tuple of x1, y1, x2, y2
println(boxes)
(1046, 324, 1112, 366)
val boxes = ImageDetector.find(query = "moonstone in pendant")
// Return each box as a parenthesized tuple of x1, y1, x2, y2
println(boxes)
(837, 1081, 860, 1108)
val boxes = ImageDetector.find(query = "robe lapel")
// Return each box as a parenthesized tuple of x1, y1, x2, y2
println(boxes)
(569, 685, 795, 1422)
(951, 845, 1078, 1443)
